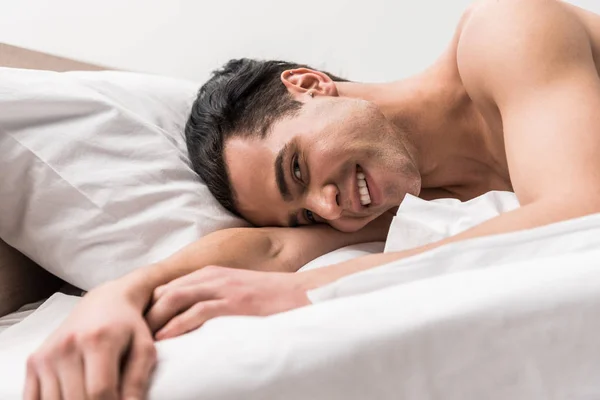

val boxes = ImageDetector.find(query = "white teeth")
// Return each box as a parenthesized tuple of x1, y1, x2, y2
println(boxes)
(356, 170, 371, 206)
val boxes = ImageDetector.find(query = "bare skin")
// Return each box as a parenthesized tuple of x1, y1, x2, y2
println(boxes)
(25, 1, 600, 399)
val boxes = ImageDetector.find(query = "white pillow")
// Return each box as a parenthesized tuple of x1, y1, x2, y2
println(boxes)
(298, 242, 385, 272)
(0, 68, 246, 290)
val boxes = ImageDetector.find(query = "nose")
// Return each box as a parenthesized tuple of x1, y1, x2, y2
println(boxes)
(306, 183, 342, 221)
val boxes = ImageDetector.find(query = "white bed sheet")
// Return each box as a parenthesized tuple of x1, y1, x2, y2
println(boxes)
(0, 301, 44, 336)
(1, 193, 600, 399)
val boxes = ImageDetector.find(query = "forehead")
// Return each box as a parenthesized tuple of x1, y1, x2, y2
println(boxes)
(224, 134, 290, 226)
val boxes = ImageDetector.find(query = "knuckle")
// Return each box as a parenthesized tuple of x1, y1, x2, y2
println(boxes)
(220, 298, 236, 311)
(55, 333, 77, 354)
(191, 302, 207, 315)
(188, 303, 213, 321)
(141, 342, 157, 362)
(26, 355, 36, 371)
(26, 353, 44, 372)
(163, 290, 186, 308)
(80, 327, 110, 346)
(153, 285, 166, 298)
(27, 346, 56, 370)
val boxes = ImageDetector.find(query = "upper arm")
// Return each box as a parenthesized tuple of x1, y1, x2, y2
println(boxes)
(457, 0, 600, 206)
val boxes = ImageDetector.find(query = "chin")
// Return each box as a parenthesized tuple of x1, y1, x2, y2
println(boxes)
(329, 219, 370, 233)
(330, 210, 385, 233)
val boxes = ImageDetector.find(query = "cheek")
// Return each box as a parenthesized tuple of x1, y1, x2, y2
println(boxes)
(309, 136, 362, 171)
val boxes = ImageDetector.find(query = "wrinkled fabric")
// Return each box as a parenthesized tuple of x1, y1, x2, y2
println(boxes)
(0, 68, 245, 290)
(2, 192, 599, 399)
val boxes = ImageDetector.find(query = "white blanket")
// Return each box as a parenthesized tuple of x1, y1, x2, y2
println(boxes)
(1, 192, 599, 399)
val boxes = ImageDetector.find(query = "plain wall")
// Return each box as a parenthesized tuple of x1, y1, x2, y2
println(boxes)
(1, 0, 599, 83)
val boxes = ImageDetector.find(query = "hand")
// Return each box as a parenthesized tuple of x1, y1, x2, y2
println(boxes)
(25, 282, 156, 400)
(146, 266, 311, 340)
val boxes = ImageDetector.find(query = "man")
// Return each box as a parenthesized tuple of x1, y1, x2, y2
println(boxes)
(25, 0, 600, 399)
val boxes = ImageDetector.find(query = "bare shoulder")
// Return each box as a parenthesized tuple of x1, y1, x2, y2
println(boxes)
(456, 0, 584, 53)
(455, 0, 592, 103)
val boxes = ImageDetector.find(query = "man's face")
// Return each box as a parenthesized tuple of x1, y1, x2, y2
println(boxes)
(225, 96, 421, 232)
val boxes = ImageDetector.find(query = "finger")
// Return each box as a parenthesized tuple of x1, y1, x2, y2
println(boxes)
(120, 328, 157, 400)
(38, 369, 61, 400)
(153, 284, 167, 300)
(155, 300, 227, 340)
(146, 285, 218, 333)
(152, 265, 226, 300)
(82, 344, 120, 400)
(56, 352, 87, 400)
(24, 363, 41, 400)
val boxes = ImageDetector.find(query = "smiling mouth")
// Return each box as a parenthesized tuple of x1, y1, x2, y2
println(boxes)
(356, 165, 371, 206)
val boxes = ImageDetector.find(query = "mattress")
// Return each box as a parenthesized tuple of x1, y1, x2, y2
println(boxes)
(1, 192, 599, 399)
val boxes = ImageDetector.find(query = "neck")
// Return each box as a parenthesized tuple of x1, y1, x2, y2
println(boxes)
(335, 65, 481, 192)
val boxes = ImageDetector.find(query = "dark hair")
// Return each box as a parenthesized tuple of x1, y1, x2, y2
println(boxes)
(185, 58, 347, 218)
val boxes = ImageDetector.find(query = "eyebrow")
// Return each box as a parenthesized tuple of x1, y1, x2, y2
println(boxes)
(275, 143, 293, 202)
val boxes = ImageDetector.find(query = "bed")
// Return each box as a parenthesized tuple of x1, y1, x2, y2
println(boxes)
(1, 44, 600, 400)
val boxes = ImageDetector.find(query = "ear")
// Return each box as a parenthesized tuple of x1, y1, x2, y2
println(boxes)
(280, 68, 339, 100)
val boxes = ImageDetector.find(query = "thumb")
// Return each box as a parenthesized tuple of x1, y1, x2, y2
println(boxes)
(120, 326, 157, 400)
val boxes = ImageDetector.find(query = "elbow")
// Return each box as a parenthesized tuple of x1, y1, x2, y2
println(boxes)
(206, 227, 302, 273)
(262, 228, 284, 261)
(259, 228, 302, 273)
(221, 227, 288, 272)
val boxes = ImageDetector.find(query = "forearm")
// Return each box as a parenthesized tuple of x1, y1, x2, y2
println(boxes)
(109, 213, 391, 308)
(113, 228, 277, 307)
(298, 199, 600, 289)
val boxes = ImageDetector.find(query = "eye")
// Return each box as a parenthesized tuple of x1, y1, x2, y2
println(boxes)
(293, 157, 302, 181)
(304, 209, 317, 224)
